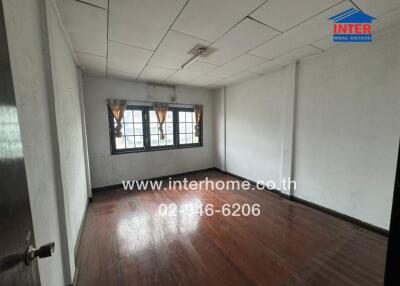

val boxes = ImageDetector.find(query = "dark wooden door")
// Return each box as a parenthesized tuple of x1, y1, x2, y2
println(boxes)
(385, 140, 400, 285)
(0, 2, 41, 285)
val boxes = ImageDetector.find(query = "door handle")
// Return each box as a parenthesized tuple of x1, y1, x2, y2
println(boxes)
(25, 242, 55, 265)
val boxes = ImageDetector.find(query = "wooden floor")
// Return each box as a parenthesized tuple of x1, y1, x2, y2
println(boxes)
(76, 170, 388, 286)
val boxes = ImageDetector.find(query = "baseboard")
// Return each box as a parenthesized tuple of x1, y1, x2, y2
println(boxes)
(217, 168, 388, 237)
(92, 167, 218, 193)
(291, 196, 389, 236)
(216, 168, 283, 196)
(74, 199, 89, 260)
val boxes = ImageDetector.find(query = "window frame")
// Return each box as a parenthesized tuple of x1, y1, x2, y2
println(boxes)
(108, 105, 203, 155)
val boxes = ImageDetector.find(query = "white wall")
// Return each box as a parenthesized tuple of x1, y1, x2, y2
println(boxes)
(83, 78, 215, 188)
(224, 68, 288, 185)
(295, 28, 400, 229)
(46, 0, 87, 280)
(216, 28, 400, 229)
(3, 0, 68, 284)
(212, 87, 225, 171)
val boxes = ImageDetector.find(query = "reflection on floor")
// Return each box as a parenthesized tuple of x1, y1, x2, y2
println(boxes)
(76, 170, 387, 286)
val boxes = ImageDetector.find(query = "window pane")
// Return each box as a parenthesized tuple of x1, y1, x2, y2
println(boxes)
(166, 134, 174, 145)
(180, 134, 186, 144)
(135, 136, 143, 148)
(134, 123, 143, 135)
(149, 110, 157, 122)
(179, 111, 185, 122)
(186, 112, 192, 122)
(166, 111, 173, 122)
(192, 123, 196, 133)
(124, 110, 133, 122)
(186, 134, 193, 144)
(166, 123, 173, 134)
(150, 123, 158, 134)
(133, 110, 142, 122)
(159, 135, 166, 146)
(192, 112, 196, 122)
(186, 123, 192, 134)
(126, 136, 135, 148)
(115, 137, 125, 149)
(179, 123, 185, 134)
(150, 135, 159, 146)
(193, 135, 199, 143)
(125, 123, 134, 135)
(115, 123, 125, 136)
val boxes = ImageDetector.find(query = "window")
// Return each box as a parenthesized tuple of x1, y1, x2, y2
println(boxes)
(149, 110, 174, 147)
(112, 107, 145, 151)
(178, 110, 199, 145)
(109, 105, 202, 154)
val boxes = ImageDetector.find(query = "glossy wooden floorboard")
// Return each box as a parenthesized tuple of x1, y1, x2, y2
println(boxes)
(76, 171, 387, 286)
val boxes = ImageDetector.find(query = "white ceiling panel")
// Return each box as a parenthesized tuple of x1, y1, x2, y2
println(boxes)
(59, 0, 107, 56)
(108, 69, 138, 81)
(218, 71, 260, 86)
(207, 54, 268, 78)
(78, 0, 108, 9)
(374, 7, 400, 32)
(166, 69, 203, 83)
(250, 45, 321, 74)
(249, 1, 354, 59)
(352, 0, 400, 17)
(172, 0, 265, 42)
(109, 0, 187, 50)
(183, 61, 218, 74)
(202, 18, 280, 65)
(138, 65, 177, 82)
(251, 0, 341, 32)
(108, 41, 153, 75)
(74, 52, 106, 77)
(191, 75, 222, 86)
(149, 30, 210, 69)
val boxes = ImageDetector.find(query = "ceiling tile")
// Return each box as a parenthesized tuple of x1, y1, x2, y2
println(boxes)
(149, 30, 210, 69)
(172, 0, 265, 42)
(249, 1, 354, 59)
(352, 0, 400, 17)
(207, 54, 268, 78)
(108, 69, 138, 81)
(374, 7, 400, 32)
(202, 18, 280, 65)
(165, 69, 203, 83)
(74, 52, 106, 77)
(183, 61, 218, 74)
(78, 0, 108, 9)
(250, 45, 321, 74)
(191, 74, 222, 86)
(59, 0, 107, 56)
(251, 0, 341, 32)
(109, 0, 187, 50)
(311, 37, 338, 51)
(218, 71, 260, 86)
(138, 65, 177, 82)
(108, 41, 153, 75)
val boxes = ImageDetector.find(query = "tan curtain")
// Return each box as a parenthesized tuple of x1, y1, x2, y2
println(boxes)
(194, 105, 203, 137)
(154, 104, 168, 139)
(108, 100, 126, 137)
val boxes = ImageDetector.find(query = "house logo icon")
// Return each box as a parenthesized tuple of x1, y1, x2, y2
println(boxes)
(329, 8, 376, 42)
